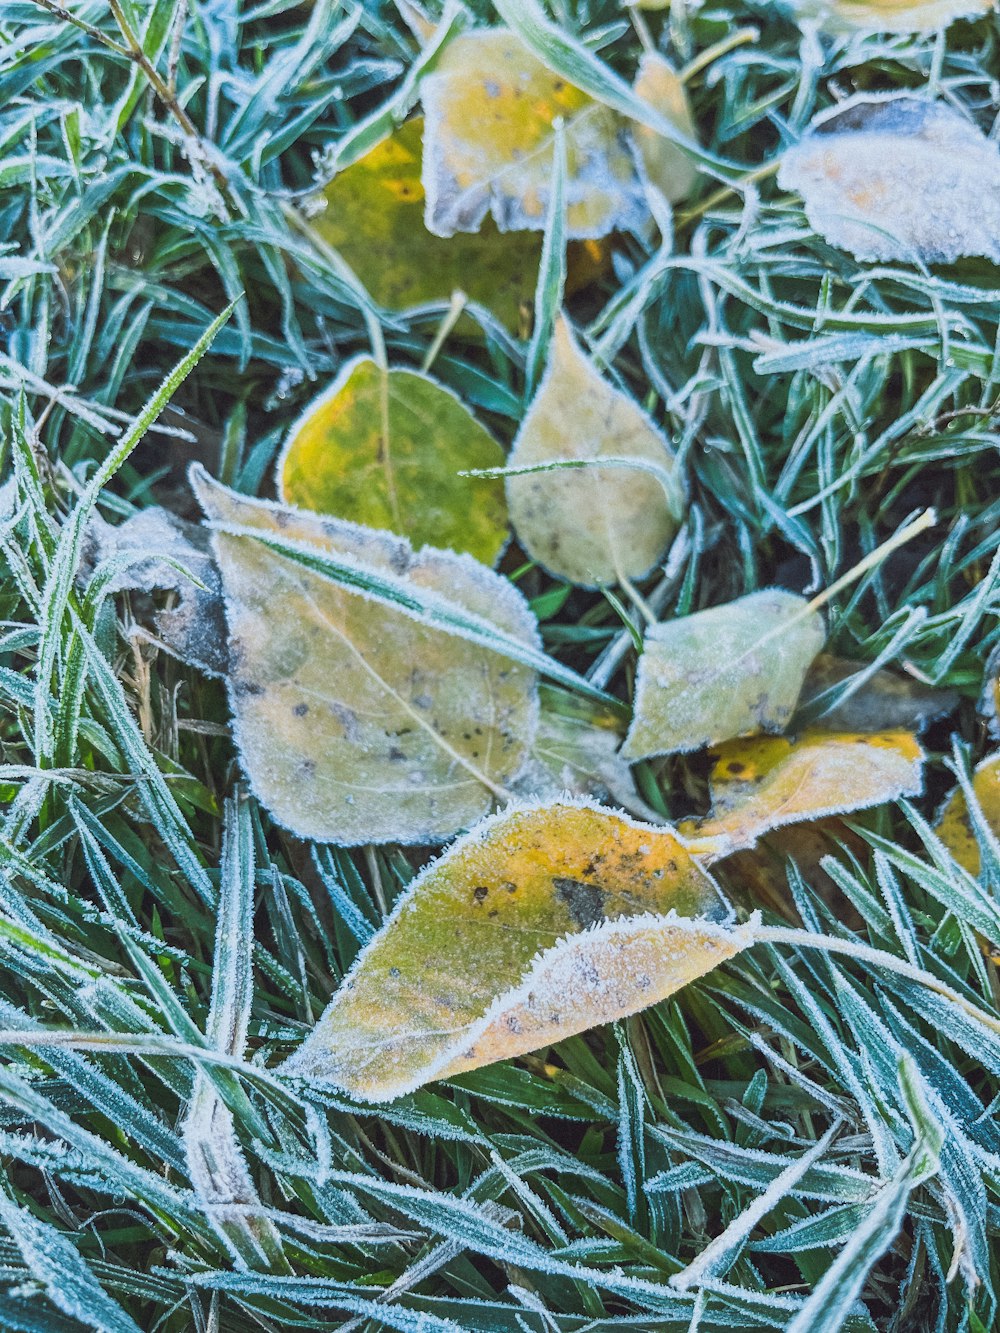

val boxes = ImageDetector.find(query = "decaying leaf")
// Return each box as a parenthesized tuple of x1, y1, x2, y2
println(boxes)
(282, 799, 740, 1099)
(81, 507, 228, 676)
(309, 118, 608, 333)
(276, 356, 508, 566)
(513, 686, 652, 814)
(935, 754, 1000, 875)
(778, 94, 1000, 264)
(190, 467, 540, 845)
(421, 29, 696, 239)
(632, 53, 699, 206)
(622, 590, 825, 760)
(786, 0, 993, 34)
(799, 654, 957, 733)
(693, 730, 926, 851)
(505, 316, 684, 587)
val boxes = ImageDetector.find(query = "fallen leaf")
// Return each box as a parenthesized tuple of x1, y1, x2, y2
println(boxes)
(81, 507, 228, 677)
(309, 118, 609, 333)
(190, 467, 540, 845)
(935, 754, 1000, 875)
(276, 356, 508, 566)
(505, 315, 685, 587)
(632, 53, 699, 205)
(787, 0, 993, 34)
(693, 730, 925, 851)
(798, 654, 957, 733)
(421, 29, 689, 238)
(513, 685, 651, 814)
(282, 799, 740, 1099)
(622, 590, 825, 760)
(778, 94, 1000, 264)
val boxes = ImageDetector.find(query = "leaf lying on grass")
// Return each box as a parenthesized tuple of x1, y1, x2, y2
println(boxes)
(309, 117, 609, 333)
(81, 507, 228, 677)
(276, 356, 508, 565)
(623, 590, 825, 759)
(505, 315, 685, 587)
(692, 730, 926, 851)
(798, 653, 956, 733)
(191, 467, 540, 845)
(421, 28, 696, 239)
(785, 0, 992, 33)
(282, 799, 737, 1100)
(779, 93, 1000, 263)
(935, 753, 1000, 875)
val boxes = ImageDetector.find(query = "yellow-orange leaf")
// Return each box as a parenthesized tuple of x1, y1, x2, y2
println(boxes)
(694, 730, 925, 851)
(283, 800, 736, 1099)
(935, 754, 1000, 875)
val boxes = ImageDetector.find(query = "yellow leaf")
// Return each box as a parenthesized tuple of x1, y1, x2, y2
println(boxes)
(778, 94, 1000, 263)
(622, 590, 824, 760)
(935, 754, 1000, 875)
(632, 53, 699, 205)
(787, 0, 993, 33)
(694, 730, 926, 851)
(276, 356, 508, 566)
(190, 467, 540, 845)
(422, 29, 679, 238)
(505, 315, 684, 587)
(283, 800, 738, 1099)
(309, 118, 608, 334)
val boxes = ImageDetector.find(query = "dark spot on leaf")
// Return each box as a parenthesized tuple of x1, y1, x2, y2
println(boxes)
(473, 885, 489, 903)
(554, 877, 607, 929)
(727, 761, 745, 775)
(293, 702, 309, 717)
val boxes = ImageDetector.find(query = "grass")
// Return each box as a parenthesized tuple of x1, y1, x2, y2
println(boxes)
(0, 0, 998, 1329)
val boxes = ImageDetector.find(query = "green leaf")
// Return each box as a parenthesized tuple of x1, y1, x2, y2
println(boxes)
(277, 355, 508, 566)
(623, 590, 825, 760)
(506, 315, 684, 587)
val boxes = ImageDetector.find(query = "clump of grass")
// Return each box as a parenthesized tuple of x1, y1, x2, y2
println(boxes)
(0, 0, 998, 1329)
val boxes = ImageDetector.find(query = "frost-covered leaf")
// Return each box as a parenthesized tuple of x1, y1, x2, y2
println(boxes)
(513, 686, 648, 812)
(935, 754, 1000, 874)
(695, 730, 925, 851)
(310, 117, 608, 333)
(622, 590, 825, 760)
(778, 94, 1000, 264)
(421, 29, 693, 238)
(632, 53, 698, 205)
(505, 316, 684, 587)
(276, 356, 508, 566)
(81, 508, 227, 676)
(786, 0, 992, 33)
(283, 799, 739, 1099)
(978, 643, 1000, 740)
(190, 467, 540, 845)
(799, 654, 957, 733)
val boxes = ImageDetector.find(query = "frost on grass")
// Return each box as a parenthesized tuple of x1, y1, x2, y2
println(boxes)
(276, 356, 508, 566)
(505, 316, 684, 588)
(282, 799, 734, 1099)
(81, 507, 228, 676)
(785, 0, 993, 33)
(190, 467, 539, 846)
(623, 590, 824, 760)
(421, 29, 695, 239)
(779, 94, 1000, 264)
(695, 729, 926, 850)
